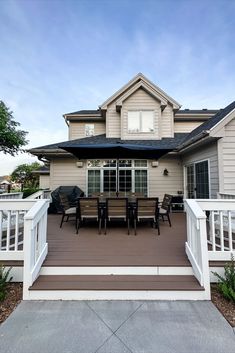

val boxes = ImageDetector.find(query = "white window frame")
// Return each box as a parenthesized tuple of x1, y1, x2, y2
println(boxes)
(127, 110, 154, 134)
(86, 159, 148, 196)
(184, 158, 211, 199)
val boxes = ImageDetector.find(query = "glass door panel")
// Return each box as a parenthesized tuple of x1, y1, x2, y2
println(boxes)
(195, 161, 209, 198)
(119, 170, 132, 194)
(88, 170, 101, 196)
(103, 170, 117, 193)
(186, 165, 195, 198)
(135, 170, 147, 196)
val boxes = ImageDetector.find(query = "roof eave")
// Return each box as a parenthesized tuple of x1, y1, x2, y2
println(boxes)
(177, 131, 211, 152)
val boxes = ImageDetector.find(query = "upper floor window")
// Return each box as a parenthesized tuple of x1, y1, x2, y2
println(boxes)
(128, 111, 154, 133)
(85, 124, 95, 137)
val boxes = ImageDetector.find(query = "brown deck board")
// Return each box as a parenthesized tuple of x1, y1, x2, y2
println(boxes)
(30, 275, 203, 291)
(43, 213, 191, 267)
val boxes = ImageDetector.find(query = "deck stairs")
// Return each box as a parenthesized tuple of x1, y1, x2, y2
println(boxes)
(27, 265, 207, 300)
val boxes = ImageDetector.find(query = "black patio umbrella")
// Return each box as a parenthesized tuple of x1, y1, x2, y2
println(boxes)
(59, 142, 172, 160)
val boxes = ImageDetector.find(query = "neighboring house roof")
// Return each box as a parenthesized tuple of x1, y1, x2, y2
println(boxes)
(179, 101, 235, 150)
(0, 180, 10, 185)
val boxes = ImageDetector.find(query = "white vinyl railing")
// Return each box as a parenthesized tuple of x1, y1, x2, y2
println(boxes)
(217, 192, 235, 199)
(26, 189, 51, 200)
(197, 199, 235, 261)
(184, 199, 210, 297)
(0, 192, 23, 200)
(0, 200, 36, 260)
(23, 200, 49, 298)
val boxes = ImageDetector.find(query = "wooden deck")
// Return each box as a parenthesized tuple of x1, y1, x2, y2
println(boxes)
(43, 213, 190, 267)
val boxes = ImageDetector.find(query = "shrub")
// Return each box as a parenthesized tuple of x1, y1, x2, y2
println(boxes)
(0, 265, 13, 301)
(212, 254, 235, 302)
(23, 187, 39, 198)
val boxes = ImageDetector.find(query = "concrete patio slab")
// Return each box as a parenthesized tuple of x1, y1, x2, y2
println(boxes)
(96, 334, 131, 353)
(87, 300, 142, 331)
(0, 300, 234, 353)
(0, 301, 113, 353)
(116, 301, 235, 353)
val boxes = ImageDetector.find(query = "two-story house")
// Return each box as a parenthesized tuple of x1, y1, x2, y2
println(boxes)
(30, 73, 235, 200)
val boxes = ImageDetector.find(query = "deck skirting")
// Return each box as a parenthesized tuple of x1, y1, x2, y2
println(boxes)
(26, 289, 209, 301)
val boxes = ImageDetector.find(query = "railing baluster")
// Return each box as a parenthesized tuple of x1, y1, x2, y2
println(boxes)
(6, 211, 11, 251)
(0, 211, 2, 250)
(219, 211, 224, 251)
(228, 210, 233, 251)
(211, 211, 215, 251)
(15, 211, 19, 251)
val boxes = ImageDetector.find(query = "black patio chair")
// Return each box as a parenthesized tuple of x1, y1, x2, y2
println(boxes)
(159, 194, 172, 227)
(59, 193, 77, 228)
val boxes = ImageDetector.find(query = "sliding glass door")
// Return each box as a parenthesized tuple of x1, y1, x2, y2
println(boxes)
(185, 160, 209, 199)
(195, 160, 209, 198)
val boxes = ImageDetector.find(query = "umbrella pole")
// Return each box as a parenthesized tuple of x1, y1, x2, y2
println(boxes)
(117, 158, 119, 196)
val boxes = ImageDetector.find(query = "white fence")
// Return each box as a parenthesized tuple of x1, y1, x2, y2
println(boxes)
(0, 192, 23, 200)
(184, 200, 210, 297)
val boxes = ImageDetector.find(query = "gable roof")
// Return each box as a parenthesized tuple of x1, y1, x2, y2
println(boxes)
(179, 100, 235, 150)
(100, 73, 181, 110)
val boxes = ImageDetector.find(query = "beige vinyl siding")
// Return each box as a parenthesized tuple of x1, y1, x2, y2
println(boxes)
(39, 175, 50, 189)
(174, 121, 202, 133)
(106, 101, 121, 138)
(161, 105, 174, 137)
(50, 158, 86, 192)
(122, 88, 161, 140)
(221, 118, 235, 193)
(148, 156, 183, 200)
(69, 122, 105, 140)
(182, 142, 219, 198)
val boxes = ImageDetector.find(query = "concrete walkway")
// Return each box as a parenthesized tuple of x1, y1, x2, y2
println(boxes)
(0, 301, 234, 353)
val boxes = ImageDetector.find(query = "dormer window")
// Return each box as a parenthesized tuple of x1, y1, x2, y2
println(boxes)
(128, 111, 154, 133)
(85, 124, 95, 137)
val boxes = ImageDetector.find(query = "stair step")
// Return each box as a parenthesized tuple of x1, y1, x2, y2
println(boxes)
(29, 275, 204, 291)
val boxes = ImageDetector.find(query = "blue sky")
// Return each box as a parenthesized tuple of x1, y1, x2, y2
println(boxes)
(0, 0, 235, 174)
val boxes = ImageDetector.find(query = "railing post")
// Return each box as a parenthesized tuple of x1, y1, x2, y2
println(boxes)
(198, 217, 211, 299)
(23, 200, 49, 300)
(185, 199, 211, 299)
(23, 217, 33, 300)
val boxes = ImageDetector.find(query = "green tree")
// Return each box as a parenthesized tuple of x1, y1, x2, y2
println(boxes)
(0, 101, 28, 155)
(11, 162, 41, 188)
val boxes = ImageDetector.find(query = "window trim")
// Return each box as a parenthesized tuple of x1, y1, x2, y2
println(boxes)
(85, 123, 95, 137)
(127, 110, 155, 134)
